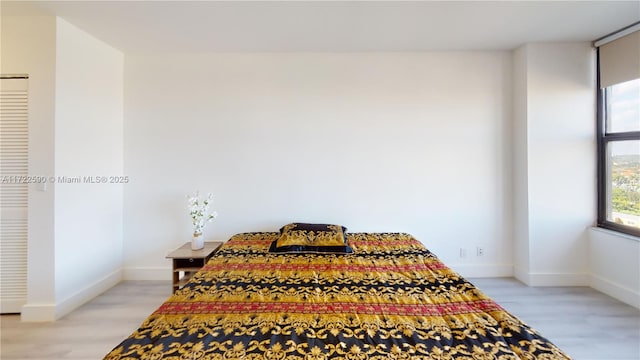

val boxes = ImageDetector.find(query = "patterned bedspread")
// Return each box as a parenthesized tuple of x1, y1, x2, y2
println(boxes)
(104, 232, 570, 359)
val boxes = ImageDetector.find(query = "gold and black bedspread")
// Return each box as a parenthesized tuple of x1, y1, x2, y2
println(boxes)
(104, 233, 570, 359)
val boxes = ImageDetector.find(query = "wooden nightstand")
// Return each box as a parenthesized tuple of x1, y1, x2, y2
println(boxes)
(166, 241, 223, 293)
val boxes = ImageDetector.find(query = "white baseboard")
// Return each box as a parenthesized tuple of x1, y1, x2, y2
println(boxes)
(591, 274, 640, 309)
(514, 270, 589, 287)
(513, 266, 530, 285)
(529, 272, 590, 286)
(21, 303, 57, 322)
(123, 266, 171, 281)
(54, 269, 123, 320)
(450, 264, 513, 278)
(20, 268, 122, 322)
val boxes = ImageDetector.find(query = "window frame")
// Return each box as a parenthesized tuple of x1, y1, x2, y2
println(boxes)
(596, 49, 640, 237)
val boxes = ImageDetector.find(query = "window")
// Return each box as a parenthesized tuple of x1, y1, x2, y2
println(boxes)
(596, 24, 640, 237)
(597, 75, 640, 237)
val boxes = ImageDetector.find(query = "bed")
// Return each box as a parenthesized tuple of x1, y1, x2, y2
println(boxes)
(104, 228, 570, 359)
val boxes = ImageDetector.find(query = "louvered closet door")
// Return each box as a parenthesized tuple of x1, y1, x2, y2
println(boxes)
(0, 77, 29, 314)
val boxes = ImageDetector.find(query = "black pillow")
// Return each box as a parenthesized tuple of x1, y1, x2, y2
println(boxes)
(269, 223, 353, 254)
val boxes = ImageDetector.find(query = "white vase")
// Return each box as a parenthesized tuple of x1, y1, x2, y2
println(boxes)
(191, 232, 204, 250)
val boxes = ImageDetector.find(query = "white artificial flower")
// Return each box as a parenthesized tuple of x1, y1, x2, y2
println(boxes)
(187, 191, 218, 235)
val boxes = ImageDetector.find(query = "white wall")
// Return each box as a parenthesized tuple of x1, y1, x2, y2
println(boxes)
(53, 18, 124, 318)
(589, 228, 640, 308)
(513, 43, 596, 286)
(2, 13, 612, 317)
(512, 46, 530, 280)
(1, 15, 124, 321)
(123, 52, 514, 279)
(1, 15, 57, 321)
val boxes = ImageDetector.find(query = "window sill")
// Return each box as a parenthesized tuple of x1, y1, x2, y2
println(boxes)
(590, 226, 640, 243)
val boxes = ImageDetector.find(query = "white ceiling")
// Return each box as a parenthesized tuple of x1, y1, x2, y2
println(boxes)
(3, 1, 639, 53)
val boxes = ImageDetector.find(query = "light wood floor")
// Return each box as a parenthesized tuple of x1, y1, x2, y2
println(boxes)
(1, 278, 639, 360)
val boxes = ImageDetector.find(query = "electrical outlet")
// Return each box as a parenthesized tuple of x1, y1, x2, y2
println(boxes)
(460, 248, 467, 258)
(476, 247, 485, 256)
